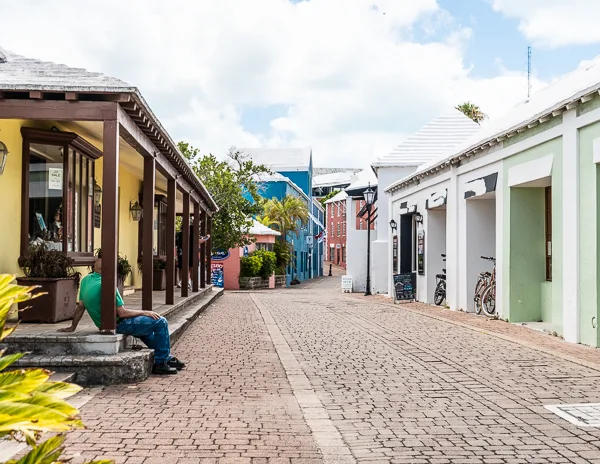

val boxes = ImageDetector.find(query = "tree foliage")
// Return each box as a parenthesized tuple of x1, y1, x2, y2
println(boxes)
(178, 143, 271, 251)
(318, 190, 339, 207)
(262, 195, 309, 239)
(456, 101, 488, 124)
(0, 274, 111, 464)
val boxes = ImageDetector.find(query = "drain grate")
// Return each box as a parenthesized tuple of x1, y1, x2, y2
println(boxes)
(545, 403, 600, 427)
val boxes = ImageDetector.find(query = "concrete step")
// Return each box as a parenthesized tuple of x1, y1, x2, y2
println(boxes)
(49, 371, 76, 383)
(1, 286, 215, 356)
(12, 287, 224, 386)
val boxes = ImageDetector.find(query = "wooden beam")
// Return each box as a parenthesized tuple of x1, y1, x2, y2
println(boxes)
(100, 119, 120, 334)
(206, 216, 213, 286)
(181, 192, 190, 297)
(166, 178, 176, 305)
(142, 156, 155, 310)
(29, 91, 43, 99)
(193, 202, 200, 293)
(0, 100, 118, 121)
(65, 92, 78, 101)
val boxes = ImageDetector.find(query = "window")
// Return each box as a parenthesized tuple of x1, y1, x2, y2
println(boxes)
(337, 223, 341, 236)
(337, 203, 340, 217)
(342, 222, 346, 236)
(255, 242, 274, 252)
(359, 220, 364, 230)
(342, 246, 346, 263)
(545, 186, 552, 281)
(330, 205, 334, 218)
(22, 128, 101, 264)
(330, 222, 334, 235)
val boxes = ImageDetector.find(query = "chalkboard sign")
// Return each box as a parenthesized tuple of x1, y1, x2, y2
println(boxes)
(94, 205, 101, 229)
(393, 273, 415, 301)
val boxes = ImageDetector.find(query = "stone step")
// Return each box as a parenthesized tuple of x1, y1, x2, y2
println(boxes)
(11, 287, 224, 386)
(1, 286, 215, 356)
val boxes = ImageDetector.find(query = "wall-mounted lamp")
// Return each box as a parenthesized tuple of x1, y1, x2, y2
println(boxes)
(389, 219, 397, 232)
(414, 212, 423, 224)
(0, 140, 8, 175)
(93, 180, 102, 206)
(130, 200, 143, 221)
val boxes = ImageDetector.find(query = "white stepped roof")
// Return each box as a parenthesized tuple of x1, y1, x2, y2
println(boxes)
(345, 168, 378, 191)
(313, 171, 357, 188)
(372, 109, 481, 169)
(385, 54, 600, 193)
(242, 147, 312, 171)
(248, 220, 280, 236)
(324, 190, 348, 204)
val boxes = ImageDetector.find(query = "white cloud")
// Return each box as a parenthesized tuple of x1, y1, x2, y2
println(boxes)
(0, 0, 551, 167)
(491, 0, 600, 48)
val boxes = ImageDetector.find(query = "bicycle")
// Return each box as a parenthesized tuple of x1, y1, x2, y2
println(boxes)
(474, 256, 496, 316)
(433, 253, 446, 306)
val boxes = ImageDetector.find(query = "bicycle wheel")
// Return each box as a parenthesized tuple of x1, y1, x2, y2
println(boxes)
(474, 278, 486, 314)
(434, 282, 445, 306)
(481, 285, 496, 316)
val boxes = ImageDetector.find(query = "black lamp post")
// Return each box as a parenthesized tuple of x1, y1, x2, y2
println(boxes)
(363, 183, 376, 296)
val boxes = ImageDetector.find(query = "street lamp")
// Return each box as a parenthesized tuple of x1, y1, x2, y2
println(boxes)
(363, 183, 375, 296)
(389, 219, 397, 233)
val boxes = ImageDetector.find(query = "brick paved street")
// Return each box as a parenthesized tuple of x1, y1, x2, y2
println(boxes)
(68, 276, 600, 463)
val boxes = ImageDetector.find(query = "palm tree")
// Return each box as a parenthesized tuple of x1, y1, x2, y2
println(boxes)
(456, 102, 488, 124)
(263, 195, 309, 239)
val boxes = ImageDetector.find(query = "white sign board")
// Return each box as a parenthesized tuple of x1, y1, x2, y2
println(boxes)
(341, 276, 353, 293)
(48, 168, 63, 190)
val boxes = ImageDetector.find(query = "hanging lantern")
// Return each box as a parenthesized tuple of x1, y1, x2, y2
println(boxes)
(130, 200, 143, 221)
(93, 180, 102, 206)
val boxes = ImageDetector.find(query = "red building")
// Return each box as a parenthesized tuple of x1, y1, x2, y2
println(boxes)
(324, 192, 347, 268)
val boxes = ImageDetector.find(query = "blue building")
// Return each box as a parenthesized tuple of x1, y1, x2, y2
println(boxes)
(243, 148, 324, 283)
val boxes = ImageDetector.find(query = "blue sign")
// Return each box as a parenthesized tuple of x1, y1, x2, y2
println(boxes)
(243, 246, 249, 257)
(211, 263, 224, 288)
(212, 250, 230, 261)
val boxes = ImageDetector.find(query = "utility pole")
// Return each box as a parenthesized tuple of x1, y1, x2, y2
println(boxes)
(527, 46, 532, 99)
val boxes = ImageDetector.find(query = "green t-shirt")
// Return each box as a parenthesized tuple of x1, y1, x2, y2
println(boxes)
(79, 272, 124, 329)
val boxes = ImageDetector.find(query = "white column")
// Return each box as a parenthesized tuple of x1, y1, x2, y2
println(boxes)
(446, 165, 460, 310)
(495, 168, 504, 319)
(387, 195, 395, 298)
(562, 109, 580, 343)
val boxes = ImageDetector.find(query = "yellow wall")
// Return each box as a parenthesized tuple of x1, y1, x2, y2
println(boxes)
(0, 120, 24, 275)
(0, 119, 142, 288)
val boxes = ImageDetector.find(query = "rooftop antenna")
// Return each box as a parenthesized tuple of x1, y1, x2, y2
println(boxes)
(527, 46, 532, 99)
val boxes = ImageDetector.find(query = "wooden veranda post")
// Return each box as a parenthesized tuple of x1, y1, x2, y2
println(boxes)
(100, 120, 119, 334)
(142, 156, 155, 310)
(166, 178, 176, 305)
(192, 202, 200, 292)
(181, 192, 190, 297)
(200, 211, 207, 289)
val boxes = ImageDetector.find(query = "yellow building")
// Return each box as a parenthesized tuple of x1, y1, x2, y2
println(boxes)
(0, 47, 217, 333)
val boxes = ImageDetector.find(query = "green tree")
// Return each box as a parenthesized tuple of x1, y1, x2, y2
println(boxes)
(263, 195, 309, 239)
(318, 190, 339, 207)
(178, 143, 271, 251)
(456, 101, 488, 124)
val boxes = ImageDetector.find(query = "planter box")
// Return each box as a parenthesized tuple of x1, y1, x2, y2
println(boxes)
(275, 275, 287, 288)
(16, 277, 78, 323)
(153, 269, 166, 291)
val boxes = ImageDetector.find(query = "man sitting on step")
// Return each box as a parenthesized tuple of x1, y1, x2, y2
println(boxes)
(58, 257, 184, 376)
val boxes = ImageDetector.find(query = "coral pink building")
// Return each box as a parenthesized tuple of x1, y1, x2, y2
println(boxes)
(212, 220, 280, 290)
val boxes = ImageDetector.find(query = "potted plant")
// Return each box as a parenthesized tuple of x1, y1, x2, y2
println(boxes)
(96, 249, 132, 295)
(137, 256, 167, 291)
(17, 243, 81, 323)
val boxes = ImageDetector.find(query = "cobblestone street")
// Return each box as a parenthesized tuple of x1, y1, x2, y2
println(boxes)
(69, 276, 600, 463)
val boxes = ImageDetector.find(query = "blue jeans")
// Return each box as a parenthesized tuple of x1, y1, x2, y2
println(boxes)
(116, 316, 173, 365)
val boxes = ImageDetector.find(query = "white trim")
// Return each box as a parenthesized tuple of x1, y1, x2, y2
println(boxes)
(593, 137, 600, 164)
(508, 154, 554, 187)
(562, 109, 580, 343)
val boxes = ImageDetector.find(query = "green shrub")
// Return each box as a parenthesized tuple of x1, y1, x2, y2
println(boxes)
(273, 240, 291, 275)
(253, 250, 277, 279)
(240, 254, 263, 277)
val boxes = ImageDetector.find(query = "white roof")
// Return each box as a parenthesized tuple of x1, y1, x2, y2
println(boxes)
(313, 171, 357, 188)
(248, 220, 280, 236)
(386, 55, 600, 193)
(0, 46, 133, 92)
(324, 190, 348, 204)
(372, 109, 480, 169)
(345, 168, 378, 191)
(242, 148, 312, 171)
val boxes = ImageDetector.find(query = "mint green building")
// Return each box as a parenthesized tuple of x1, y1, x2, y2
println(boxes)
(385, 58, 600, 347)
